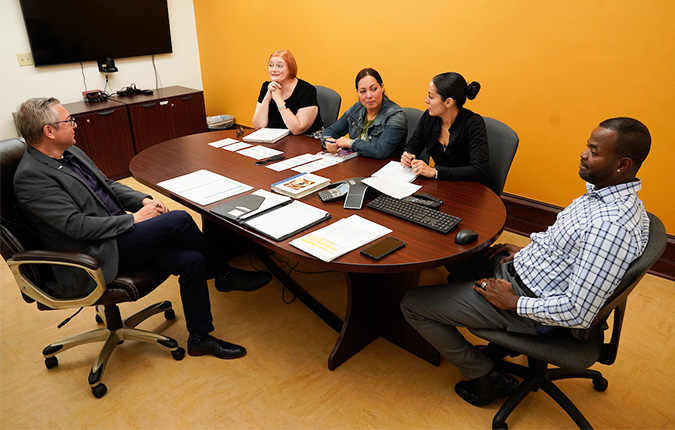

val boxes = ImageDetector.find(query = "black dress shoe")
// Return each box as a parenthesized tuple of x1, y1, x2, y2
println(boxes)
(455, 369, 518, 406)
(187, 334, 246, 359)
(215, 267, 273, 292)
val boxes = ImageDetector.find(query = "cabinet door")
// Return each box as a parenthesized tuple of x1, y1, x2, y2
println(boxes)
(72, 107, 135, 180)
(128, 101, 174, 153)
(169, 92, 207, 138)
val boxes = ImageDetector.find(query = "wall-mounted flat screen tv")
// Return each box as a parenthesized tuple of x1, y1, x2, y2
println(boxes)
(19, 0, 173, 67)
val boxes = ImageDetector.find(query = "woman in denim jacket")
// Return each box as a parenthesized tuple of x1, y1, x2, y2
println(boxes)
(322, 68, 407, 160)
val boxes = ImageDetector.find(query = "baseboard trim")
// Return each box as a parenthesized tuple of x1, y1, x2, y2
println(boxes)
(501, 192, 675, 281)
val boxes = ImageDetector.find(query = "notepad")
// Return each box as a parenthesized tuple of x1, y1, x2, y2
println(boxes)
(242, 128, 290, 143)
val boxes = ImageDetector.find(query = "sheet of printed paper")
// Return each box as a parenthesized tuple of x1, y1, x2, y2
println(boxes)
(208, 138, 240, 148)
(289, 215, 391, 262)
(266, 153, 323, 172)
(223, 142, 252, 151)
(157, 169, 252, 206)
(291, 156, 343, 173)
(237, 146, 283, 160)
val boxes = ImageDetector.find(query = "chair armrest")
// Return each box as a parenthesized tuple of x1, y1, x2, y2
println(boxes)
(7, 250, 107, 310)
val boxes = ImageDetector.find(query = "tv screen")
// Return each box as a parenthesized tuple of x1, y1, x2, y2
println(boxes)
(19, 0, 173, 67)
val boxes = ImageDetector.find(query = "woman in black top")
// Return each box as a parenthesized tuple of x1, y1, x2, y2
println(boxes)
(252, 49, 322, 135)
(401, 72, 488, 182)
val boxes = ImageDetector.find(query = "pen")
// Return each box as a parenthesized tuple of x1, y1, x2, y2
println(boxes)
(255, 155, 285, 165)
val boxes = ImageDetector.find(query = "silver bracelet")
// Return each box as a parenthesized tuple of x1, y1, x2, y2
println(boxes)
(434, 168, 438, 179)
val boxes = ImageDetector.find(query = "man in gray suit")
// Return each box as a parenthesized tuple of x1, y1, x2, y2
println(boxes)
(13, 97, 272, 359)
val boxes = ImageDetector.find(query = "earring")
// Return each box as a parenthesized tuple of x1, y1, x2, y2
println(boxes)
(617, 169, 621, 173)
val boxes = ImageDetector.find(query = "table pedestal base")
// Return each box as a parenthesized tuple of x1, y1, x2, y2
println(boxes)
(328, 271, 440, 370)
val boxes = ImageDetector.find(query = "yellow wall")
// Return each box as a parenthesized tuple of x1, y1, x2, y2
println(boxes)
(194, 0, 675, 232)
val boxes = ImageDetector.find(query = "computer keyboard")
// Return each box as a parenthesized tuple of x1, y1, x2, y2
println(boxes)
(367, 194, 461, 234)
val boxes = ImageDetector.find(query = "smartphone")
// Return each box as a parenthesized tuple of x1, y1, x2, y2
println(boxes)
(361, 237, 406, 260)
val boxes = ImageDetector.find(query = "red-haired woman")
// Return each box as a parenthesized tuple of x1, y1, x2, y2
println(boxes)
(252, 49, 322, 135)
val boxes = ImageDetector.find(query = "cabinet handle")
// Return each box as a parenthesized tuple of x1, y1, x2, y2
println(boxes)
(97, 109, 115, 116)
(141, 102, 157, 108)
(86, 118, 91, 123)
(180, 96, 194, 101)
(159, 101, 169, 106)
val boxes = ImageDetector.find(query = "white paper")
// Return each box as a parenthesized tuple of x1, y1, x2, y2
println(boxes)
(244, 200, 328, 241)
(291, 156, 343, 173)
(290, 215, 391, 262)
(237, 146, 283, 160)
(223, 142, 252, 151)
(157, 169, 252, 206)
(208, 138, 239, 148)
(371, 160, 418, 183)
(362, 176, 421, 199)
(266, 153, 322, 171)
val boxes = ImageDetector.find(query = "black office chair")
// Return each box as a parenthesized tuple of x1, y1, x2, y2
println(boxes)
(403, 107, 424, 143)
(0, 137, 185, 398)
(315, 85, 342, 128)
(470, 212, 667, 429)
(483, 117, 519, 196)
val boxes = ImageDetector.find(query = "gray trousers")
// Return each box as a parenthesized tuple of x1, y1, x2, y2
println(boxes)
(400, 254, 538, 379)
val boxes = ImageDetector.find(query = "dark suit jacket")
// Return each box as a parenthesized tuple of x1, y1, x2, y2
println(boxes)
(13, 145, 149, 295)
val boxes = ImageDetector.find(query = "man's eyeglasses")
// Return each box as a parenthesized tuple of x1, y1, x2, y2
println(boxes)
(49, 116, 77, 127)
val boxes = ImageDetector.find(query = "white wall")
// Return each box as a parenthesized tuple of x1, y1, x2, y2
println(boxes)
(0, 0, 203, 139)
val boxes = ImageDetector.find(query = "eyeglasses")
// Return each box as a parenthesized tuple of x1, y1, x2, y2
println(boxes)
(49, 116, 77, 127)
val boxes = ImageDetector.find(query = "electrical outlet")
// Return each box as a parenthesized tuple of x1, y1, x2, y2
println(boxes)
(17, 52, 34, 67)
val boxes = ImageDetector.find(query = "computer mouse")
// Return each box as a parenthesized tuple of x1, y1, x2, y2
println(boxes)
(454, 229, 478, 245)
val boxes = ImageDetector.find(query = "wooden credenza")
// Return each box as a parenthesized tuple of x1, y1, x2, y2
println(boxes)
(63, 86, 207, 180)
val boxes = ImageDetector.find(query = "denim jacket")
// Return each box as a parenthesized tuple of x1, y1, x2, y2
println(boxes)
(322, 96, 407, 160)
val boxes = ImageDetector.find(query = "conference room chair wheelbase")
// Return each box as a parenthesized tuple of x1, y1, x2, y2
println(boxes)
(0, 137, 185, 399)
(470, 213, 667, 430)
(41, 301, 185, 399)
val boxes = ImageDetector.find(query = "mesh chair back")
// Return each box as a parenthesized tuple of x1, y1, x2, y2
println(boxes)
(484, 117, 519, 196)
(315, 85, 341, 128)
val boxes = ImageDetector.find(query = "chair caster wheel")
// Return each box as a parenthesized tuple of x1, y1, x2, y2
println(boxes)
(164, 309, 176, 320)
(593, 377, 608, 392)
(172, 347, 186, 360)
(95, 314, 104, 324)
(493, 422, 508, 430)
(91, 383, 107, 398)
(45, 356, 58, 369)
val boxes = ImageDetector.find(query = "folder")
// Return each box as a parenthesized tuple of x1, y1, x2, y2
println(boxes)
(242, 200, 331, 241)
(210, 189, 291, 223)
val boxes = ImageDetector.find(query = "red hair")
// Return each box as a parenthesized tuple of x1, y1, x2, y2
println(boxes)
(268, 49, 298, 79)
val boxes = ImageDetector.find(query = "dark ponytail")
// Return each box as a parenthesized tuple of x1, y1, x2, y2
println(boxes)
(432, 72, 481, 107)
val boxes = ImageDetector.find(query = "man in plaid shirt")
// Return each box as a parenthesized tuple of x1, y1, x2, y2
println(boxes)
(401, 117, 652, 406)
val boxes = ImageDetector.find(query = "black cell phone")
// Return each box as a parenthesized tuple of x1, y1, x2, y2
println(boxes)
(360, 237, 406, 260)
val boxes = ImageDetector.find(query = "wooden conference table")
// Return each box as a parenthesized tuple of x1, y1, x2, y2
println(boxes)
(130, 129, 507, 370)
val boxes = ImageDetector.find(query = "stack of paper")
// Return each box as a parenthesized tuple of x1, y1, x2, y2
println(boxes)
(290, 215, 391, 262)
(362, 161, 421, 199)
